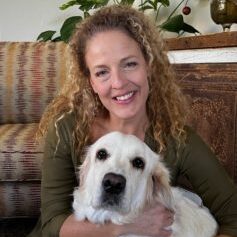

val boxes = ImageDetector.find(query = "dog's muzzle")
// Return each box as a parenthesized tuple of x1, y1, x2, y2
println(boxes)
(101, 172, 126, 207)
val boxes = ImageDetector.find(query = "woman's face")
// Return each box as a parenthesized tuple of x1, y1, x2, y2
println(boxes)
(85, 30, 149, 122)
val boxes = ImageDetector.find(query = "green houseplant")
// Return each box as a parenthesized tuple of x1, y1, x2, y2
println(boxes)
(37, 0, 199, 42)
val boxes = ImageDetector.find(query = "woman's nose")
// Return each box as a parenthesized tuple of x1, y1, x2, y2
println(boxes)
(111, 69, 127, 89)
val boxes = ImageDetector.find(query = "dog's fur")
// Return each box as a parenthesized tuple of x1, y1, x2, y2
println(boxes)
(73, 132, 217, 237)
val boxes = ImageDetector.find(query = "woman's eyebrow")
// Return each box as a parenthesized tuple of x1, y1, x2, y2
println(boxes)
(91, 56, 138, 70)
(120, 56, 138, 64)
(92, 64, 108, 70)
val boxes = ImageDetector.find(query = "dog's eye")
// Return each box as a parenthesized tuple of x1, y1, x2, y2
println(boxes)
(96, 149, 109, 161)
(131, 157, 145, 170)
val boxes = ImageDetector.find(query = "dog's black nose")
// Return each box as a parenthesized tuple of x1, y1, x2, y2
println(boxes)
(102, 173, 126, 195)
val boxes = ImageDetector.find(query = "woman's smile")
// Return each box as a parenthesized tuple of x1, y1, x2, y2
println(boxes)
(113, 91, 136, 103)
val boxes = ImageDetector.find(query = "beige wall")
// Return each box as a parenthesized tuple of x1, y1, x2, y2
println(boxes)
(0, 0, 236, 41)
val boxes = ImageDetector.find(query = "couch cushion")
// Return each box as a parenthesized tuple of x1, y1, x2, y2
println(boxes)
(0, 123, 43, 181)
(0, 42, 68, 124)
(0, 182, 40, 218)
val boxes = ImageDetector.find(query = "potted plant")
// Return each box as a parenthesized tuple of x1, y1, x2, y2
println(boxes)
(37, 0, 199, 42)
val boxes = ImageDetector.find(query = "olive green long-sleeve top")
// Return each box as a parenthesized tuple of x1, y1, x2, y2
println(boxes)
(28, 112, 237, 237)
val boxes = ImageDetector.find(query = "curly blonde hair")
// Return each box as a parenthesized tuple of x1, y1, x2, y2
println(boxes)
(37, 4, 188, 157)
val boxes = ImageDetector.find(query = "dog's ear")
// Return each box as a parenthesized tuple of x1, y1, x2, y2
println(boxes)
(78, 147, 92, 188)
(152, 161, 175, 210)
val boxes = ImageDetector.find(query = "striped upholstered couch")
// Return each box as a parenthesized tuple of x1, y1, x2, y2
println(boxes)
(0, 42, 68, 220)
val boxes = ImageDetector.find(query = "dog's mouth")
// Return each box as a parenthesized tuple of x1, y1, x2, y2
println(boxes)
(99, 172, 126, 210)
(100, 192, 124, 209)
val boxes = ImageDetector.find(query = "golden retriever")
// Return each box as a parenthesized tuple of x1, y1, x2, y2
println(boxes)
(73, 131, 217, 237)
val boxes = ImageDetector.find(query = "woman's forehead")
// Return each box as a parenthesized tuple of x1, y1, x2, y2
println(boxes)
(84, 30, 143, 65)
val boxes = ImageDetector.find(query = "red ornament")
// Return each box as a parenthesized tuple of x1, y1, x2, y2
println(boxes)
(182, 6, 191, 15)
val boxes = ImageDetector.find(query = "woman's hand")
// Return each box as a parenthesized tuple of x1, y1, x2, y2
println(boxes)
(119, 203, 174, 237)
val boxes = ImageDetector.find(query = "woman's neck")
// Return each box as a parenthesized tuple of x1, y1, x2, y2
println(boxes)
(106, 114, 149, 140)
(91, 113, 149, 142)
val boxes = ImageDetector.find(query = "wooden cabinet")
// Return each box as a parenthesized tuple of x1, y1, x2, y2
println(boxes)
(165, 32, 237, 183)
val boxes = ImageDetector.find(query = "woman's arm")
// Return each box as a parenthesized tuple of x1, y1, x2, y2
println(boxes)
(177, 127, 237, 237)
(60, 204, 173, 237)
(40, 114, 78, 236)
(59, 214, 120, 237)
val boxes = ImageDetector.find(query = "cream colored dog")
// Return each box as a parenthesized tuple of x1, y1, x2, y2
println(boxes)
(73, 132, 217, 237)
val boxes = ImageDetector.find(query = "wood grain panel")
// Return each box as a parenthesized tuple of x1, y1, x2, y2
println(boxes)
(173, 63, 237, 183)
(165, 31, 237, 50)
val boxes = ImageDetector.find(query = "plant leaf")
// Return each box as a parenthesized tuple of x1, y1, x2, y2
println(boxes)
(120, 0, 135, 5)
(139, 5, 154, 11)
(158, 0, 169, 7)
(182, 23, 200, 34)
(60, 0, 79, 10)
(37, 30, 56, 41)
(139, 0, 149, 6)
(138, 0, 155, 11)
(139, 0, 169, 11)
(160, 14, 184, 33)
(84, 11, 91, 18)
(60, 16, 82, 42)
(78, 0, 109, 11)
(52, 36, 62, 42)
(160, 14, 200, 34)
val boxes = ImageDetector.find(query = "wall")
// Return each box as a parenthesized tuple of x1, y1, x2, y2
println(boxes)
(0, 0, 79, 41)
(0, 0, 237, 41)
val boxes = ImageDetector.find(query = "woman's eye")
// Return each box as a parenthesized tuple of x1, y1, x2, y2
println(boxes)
(125, 61, 138, 69)
(95, 70, 108, 78)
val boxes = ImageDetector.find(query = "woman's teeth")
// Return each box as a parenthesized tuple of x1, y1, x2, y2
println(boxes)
(116, 92, 134, 101)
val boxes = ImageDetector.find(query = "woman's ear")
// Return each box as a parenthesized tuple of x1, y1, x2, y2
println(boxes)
(152, 161, 175, 210)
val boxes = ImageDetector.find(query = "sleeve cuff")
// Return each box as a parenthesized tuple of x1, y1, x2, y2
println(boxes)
(42, 212, 72, 237)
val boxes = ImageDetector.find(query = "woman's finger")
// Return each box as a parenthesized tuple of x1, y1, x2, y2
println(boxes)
(160, 228, 173, 237)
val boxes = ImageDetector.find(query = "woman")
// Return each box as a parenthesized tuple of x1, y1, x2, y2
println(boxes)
(28, 4, 237, 237)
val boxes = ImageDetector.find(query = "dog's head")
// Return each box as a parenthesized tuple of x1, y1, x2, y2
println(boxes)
(77, 131, 174, 217)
